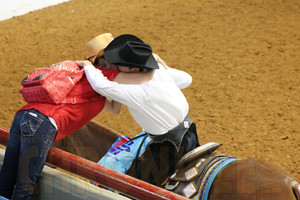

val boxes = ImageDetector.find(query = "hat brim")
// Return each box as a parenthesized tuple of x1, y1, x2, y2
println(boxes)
(104, 34, 159, 69)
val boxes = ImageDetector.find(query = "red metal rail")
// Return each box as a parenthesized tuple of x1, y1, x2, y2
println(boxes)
(0, 126, 188, 200)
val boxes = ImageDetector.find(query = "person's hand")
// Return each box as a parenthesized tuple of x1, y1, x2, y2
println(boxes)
(153, 53, 168, 69)
(75, 60, 93, 68)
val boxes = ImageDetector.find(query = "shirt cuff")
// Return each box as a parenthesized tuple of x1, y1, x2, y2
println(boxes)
(84, 64, 95, 72)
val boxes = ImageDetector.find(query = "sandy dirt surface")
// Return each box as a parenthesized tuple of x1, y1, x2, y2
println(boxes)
(0, 0, 299, 180)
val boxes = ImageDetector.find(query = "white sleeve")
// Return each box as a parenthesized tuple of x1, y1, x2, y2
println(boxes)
(84, 65, 147, 108)
(164, 66, 192, 89)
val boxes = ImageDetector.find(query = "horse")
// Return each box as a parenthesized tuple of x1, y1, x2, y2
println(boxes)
(164, 143, 300, 200)
(53, 121, 122, 162)
(53, 121, 300, 200)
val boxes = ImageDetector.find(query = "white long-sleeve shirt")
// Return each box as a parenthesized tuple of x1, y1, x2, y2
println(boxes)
(84, 63, 192, 135)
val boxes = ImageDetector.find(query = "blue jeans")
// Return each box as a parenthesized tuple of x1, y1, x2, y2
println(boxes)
(0, 110, 57, 200)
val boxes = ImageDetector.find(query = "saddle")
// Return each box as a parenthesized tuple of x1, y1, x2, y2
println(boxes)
(164, 142, 238, 199)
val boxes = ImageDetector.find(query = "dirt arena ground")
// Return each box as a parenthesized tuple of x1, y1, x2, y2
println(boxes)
(0, 0, 299, 180)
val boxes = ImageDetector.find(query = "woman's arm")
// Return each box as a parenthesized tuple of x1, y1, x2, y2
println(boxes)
(153, 53, 168, 69)
(104, 98, 122, 114)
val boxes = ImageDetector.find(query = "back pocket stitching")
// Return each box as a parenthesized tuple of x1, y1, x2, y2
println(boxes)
(21, 112, 43, 137)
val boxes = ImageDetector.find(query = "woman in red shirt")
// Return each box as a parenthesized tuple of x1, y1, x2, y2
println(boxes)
(0, 33, 153, 200)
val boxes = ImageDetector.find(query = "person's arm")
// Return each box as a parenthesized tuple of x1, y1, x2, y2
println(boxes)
(153, 53, 168, 69)
(104, 98, 122, 114)
(113, 70, 154, 84)
(76, 60, 148, 107)
(153, 54, 192, 89)
(165, 67, 192, 89)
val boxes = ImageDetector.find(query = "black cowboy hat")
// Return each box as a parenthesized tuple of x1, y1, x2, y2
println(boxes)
(104, 34, 159, 70)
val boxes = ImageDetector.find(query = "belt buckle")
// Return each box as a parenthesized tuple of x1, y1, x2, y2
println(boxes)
(71, 98, 77, 104)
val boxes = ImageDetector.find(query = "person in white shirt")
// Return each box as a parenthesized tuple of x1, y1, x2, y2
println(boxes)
(76, 34, 199, 186)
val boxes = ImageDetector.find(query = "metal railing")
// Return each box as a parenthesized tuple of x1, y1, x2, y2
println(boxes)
(0, 126, 188, 200)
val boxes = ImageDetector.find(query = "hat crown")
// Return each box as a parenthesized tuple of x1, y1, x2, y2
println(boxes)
(104, 34, 159, 69)
(85, 33, 114, 63)
(119, 41, 153, 65)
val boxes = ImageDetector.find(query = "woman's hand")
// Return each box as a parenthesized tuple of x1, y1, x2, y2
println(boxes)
(153, 53, 168, 69)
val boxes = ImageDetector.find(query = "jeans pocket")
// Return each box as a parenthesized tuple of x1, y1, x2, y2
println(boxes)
(20, 111, 43, 137)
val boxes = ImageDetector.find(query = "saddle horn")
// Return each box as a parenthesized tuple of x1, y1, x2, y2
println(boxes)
(177, 142, 221, 168)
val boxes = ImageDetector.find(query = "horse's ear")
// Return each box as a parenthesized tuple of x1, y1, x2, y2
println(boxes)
(177, 142, 221, 168)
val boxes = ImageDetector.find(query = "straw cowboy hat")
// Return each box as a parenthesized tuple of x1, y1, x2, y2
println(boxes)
(104, 34, 159, 70)
(84, 33, 114, 64)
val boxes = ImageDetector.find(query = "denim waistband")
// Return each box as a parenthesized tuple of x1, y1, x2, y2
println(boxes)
(22, 109, 57, 131)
